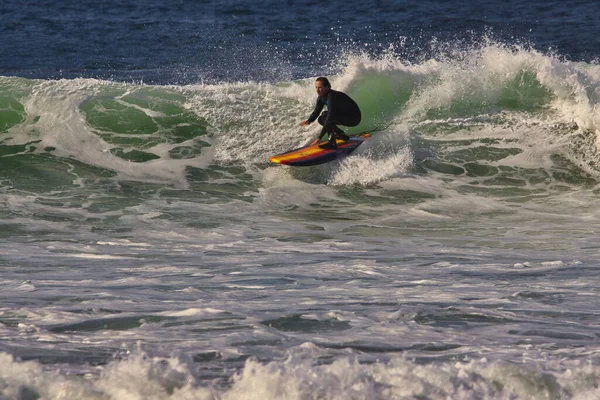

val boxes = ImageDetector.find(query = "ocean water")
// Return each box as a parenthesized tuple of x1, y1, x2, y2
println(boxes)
(1, 1, 600, 399)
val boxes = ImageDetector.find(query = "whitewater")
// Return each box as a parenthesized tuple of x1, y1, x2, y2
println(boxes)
(2, 1, 600, 398)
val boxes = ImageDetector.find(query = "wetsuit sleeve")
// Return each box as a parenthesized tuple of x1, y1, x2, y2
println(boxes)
(307, 97, 325, 123)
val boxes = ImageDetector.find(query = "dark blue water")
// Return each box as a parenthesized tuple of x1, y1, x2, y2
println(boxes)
(2, 0, 599, 84)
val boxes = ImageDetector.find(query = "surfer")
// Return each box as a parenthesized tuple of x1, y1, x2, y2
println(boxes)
(299, 77, 361, 149)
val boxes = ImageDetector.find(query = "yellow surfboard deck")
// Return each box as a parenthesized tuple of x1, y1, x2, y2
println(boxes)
(270, 133, 370, 166)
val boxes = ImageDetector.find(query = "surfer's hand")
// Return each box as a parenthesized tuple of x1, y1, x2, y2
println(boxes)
(299, 120, 310, 126)
(310, 138, 320, 146)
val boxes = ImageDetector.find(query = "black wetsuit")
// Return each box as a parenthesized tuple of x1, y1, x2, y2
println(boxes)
(307, 89, 361, 145)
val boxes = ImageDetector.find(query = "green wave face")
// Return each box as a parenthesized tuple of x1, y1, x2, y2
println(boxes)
(0, 77, 32, 134)
(0, 43, 598, 203)
(80, 86, 210, 162)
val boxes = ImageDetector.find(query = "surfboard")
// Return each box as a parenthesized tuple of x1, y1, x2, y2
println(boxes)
(269, 132, 371, 166)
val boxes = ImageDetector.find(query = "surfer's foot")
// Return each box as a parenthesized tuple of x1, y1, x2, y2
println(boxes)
(334, 127, 350, 141)
(319, 142, 337, 150)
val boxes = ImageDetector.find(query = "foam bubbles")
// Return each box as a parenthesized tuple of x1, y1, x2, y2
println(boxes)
(329, 144, 412, 186)
(1, 350, 597, 400)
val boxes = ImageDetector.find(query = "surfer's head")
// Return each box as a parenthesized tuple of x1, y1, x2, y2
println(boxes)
(315, 77, 331, 96)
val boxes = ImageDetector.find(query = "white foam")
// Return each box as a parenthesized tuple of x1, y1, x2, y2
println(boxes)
(329, 143, 413, 186)
(68, 253, 134, 260)
(6, 79, 214, 187)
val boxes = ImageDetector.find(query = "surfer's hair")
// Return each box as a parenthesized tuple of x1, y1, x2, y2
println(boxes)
(316, 77, 331, 88)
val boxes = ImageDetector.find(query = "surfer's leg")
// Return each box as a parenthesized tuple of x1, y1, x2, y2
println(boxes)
(319, 123, 338, 149)
(317, 111, 334, 142)
(333, 125, 350, 141)
(317, 111, 328, 126)
(327, 127, 348, 146)
(319, 127, 348, 149)
(317, 111, 351, 147)
(334, 112, 360, 141)
(315, 111, 336, 146)
(318, 127, 337, 149)
(318, 128, 348, 149)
